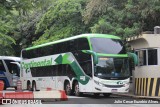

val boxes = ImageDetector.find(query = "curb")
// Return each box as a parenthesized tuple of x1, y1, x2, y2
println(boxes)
(0, 89, 68, 104)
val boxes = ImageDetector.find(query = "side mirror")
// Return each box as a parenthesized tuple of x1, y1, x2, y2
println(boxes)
(82, 50, 98, 64)
(127, 52, 138, 65)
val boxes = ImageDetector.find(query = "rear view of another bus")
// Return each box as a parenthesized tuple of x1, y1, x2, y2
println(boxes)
(0, 56, 20, 90)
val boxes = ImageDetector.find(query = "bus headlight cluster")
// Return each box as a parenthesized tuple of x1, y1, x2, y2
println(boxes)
(94, 80, 105, 87)
(123, 83, 130, 87)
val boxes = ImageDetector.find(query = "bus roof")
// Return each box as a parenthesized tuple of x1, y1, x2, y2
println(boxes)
(0, 56, 21, 61)
(25, 34, 121, 51)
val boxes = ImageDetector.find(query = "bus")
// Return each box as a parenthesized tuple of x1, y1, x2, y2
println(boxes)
(0, 56, 20, 89)
(21, 34, 137, 96)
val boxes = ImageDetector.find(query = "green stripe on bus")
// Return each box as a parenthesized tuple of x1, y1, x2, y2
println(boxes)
(97, 53, 128, 57)
(54, 53, 90, 85)
(70, 61, 90, 85)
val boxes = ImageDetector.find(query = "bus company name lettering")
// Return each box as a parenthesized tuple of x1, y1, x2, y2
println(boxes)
(21, 58, 53, 70)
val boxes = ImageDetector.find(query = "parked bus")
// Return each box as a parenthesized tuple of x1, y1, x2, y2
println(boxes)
(21, 34, 137, 96)
(0, 56, 20, 89)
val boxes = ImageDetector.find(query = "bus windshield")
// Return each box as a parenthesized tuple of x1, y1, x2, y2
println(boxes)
(94, 57, 129, 79)
(90, 37, 126, 54)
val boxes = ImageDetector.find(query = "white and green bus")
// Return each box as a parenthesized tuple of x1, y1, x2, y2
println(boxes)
(20, 34, 137, 96)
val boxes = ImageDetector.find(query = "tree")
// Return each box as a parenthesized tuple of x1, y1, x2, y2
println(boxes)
(0, 0, 16, 55)
(83, 0, 160, 39)
(34, 0, 88, 45)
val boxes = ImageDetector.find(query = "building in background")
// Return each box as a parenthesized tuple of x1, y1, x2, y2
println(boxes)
(127, 26, 160, 97)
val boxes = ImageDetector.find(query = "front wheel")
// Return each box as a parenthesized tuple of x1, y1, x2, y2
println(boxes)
(74, 82, 83, 96)
(103, 93, 111, 97)
(93, 93, 100, 97)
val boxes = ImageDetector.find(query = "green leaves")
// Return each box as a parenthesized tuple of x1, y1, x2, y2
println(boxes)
(0, 0, 159, 55)
(34, 0, 86, 45)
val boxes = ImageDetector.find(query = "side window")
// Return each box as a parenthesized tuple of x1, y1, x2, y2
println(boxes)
(4, 60, 19, 76)
(136, 49, 158, 66)
(148, 49, 157, 65)
(80, 61, 92, 77)
(77, 38, 90, 50)
(69, 40, 76, 52)
(138, 50, 146, 66)
(0, 60, 6, 72)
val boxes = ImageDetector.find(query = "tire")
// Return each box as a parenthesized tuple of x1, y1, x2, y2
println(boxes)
(103, 93, 111, 97)
(27, 82, 31, 91)
(64, 81, 72, 95)
(93, 93, 100, 97)
(15, 87, 17, 90)
(32, 82, 37, 91)
(74, 81, 83, 96)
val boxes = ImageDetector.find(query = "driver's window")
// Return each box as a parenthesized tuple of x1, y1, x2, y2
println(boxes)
(4, 60, 20, 77)
(11, 64, 19, 77)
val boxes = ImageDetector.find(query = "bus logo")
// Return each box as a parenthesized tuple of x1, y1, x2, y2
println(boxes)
(117, 81, 123, 85)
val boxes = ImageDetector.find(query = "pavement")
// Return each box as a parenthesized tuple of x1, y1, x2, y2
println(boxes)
(112, 91, 160, 101)
(4, 87, 160, 100)
(111, 82, 159, 101)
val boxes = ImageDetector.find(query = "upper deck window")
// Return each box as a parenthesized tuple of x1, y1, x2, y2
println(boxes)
(90, 37, 126, 54)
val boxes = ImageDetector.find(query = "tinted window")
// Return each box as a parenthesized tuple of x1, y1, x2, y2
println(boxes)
(90, 38, 126, 54)
(139, 50, 146, 66)
(30, 64, 76, 78)
(72, 51, 91, 63)
(80, 61, 92, 77)
(77, 38, 90, 50)
(4, 60, 20, 76)
(22, 38, 90, 59)
(0, 60, 5, 72)
(148, 49, 157, 65)
(72, 51, 92, 77)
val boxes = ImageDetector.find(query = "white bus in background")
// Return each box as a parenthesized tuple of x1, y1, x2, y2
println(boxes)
(0, 56, 20, 89)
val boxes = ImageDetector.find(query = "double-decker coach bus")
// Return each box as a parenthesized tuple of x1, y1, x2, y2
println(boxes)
(21, 34, 137, 96)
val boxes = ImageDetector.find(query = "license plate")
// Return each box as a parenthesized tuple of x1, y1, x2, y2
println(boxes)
(111, 89, 117, 92)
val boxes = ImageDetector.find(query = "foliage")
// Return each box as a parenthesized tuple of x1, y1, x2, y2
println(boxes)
(0, 0, 159, 56)
(34, 0, 87, 45)
(0, 0, 16, 55)
(84, 0, 160, 38)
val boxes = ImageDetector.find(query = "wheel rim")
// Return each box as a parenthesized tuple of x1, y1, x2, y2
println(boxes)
(65, 84, 71, 95)
(32, 83, 36, 91)
(27, 84, 31, 90)
(75, 83, 79, 95)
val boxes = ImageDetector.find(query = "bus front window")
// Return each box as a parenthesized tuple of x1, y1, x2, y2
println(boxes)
(94, 57, 130, 79)
(90, 37, 126, 54)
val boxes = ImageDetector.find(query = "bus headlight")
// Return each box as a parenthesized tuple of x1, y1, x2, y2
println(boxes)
(123, 83, 130, 87)
(94, 80, 105, 87)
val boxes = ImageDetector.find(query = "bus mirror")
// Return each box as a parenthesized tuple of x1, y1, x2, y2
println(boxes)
(127, 52, 138, 65)
(83, 50, 98, 64)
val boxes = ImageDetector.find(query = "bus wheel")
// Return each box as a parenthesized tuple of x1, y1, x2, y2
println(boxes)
(32, 82, 37, 91)
(27, 82, 31, 91)
(103, 93, 111, 97)
(93, 93, 100, 97)
(64, 81, 72, 95)
(74, 82, 82, 96)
